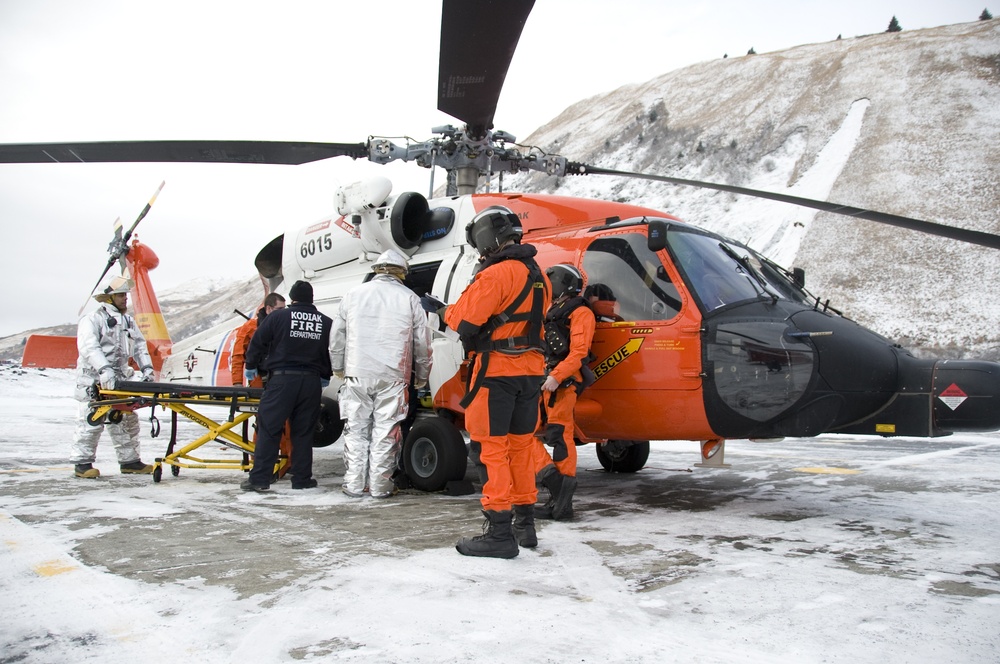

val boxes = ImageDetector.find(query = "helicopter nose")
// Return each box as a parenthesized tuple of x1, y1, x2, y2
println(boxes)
(932, 360, 1000, 433)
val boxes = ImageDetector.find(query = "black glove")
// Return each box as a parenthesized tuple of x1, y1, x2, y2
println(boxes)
(420, 294, 447, 314)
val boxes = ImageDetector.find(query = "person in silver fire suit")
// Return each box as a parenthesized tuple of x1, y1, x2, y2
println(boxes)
(70, 276, 156, 479)
(331, 249, 432, 498)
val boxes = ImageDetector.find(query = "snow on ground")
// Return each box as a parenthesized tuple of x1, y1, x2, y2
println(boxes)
(1, 365, 999, 663)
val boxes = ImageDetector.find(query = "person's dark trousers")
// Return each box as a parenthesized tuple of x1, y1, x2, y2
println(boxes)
(249, 373, 320, 486)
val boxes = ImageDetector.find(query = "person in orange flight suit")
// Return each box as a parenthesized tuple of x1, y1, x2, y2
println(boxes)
(230, 293, 293, 476)
(231, 293, 286, 386)
(443, 205, 551, 559)
(532, 264, 596, 527)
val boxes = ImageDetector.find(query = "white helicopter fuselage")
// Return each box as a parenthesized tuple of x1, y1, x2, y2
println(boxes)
(161, 176, 479, 404)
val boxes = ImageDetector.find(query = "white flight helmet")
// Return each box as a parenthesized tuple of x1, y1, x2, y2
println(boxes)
(373, 249, 409, 275)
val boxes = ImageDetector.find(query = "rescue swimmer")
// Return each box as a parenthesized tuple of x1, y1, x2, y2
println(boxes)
(445, 206, 551, 559)
(532, 264, 597, 524)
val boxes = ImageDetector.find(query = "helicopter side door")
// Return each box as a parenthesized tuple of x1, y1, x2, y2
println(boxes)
(575, 229, 709, 440)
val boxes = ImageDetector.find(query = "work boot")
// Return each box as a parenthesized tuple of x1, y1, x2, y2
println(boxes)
(512, 504, 537, 548)
(551, 475, 577, 521)
(240, 478, 270, 493)
(292, 478, 318, 490)
(456, 510, 519, 559)
(120, 460, 154, 474)
(535, 466, 563, 519)
(74, 463, 100, 479)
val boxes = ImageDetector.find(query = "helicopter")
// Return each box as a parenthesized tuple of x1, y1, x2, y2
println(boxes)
(4, 0, 1000, 492)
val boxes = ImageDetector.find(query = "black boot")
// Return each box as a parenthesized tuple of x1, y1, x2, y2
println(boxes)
(551, 475, 577, 521)
(456, 510, 519, 559)
(512, 504, 537, 548)
(535, 466, 563, 520)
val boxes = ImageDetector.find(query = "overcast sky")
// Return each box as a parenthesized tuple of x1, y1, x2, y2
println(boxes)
(0, 0, 990, 338)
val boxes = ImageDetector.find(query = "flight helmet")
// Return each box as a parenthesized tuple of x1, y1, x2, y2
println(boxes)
(465, 206, 523, 258)
(546, 264, 584, 300)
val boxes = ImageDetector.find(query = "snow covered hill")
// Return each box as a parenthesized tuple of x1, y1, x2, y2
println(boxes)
(509, 19, 1000, 360)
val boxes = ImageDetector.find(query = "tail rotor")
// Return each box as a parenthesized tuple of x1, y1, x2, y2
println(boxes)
(78, 180, 165, 314)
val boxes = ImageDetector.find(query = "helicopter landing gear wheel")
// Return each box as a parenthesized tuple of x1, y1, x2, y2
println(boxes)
(596, 440, 650, 473)
(403, 416, 467, 492)
(313, 397, 343, 448)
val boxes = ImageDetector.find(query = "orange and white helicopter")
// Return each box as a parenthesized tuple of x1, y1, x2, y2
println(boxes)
(6, 0, 1000, 492)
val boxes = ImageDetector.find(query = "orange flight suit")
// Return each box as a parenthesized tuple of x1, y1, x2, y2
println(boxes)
(231, 315, 261, 387)
(445, 245, 550, 512)
(534, 302, 596, 477)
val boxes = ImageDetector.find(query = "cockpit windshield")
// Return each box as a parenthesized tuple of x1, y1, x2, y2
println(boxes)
(667, 229, 808, 312)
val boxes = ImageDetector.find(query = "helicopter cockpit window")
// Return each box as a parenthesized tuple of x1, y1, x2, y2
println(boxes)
(582, 234, 681, 321)
(668, 230, 770, 312)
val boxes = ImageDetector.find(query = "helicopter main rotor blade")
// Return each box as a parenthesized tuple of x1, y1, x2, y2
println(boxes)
(0, 140, 368, 165)
(438, 0, 534, 139)
(573, 164, 1000, 251)
(121, 180, 165, 242)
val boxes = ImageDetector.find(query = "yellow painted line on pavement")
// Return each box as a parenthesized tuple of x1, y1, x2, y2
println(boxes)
(33, 560, 77, 576)
(2, 510, 80, 577)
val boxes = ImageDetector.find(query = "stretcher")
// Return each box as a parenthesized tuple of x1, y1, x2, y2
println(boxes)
(87, 380, 289, 482)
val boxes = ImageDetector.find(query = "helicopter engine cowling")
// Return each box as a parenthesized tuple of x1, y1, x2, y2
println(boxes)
(335, 186, 441, 258)
(360, 191, 456, 256)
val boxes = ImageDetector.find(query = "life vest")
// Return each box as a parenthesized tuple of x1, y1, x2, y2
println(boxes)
(465, 258, 546, 355)
(543, 296, 592, 368)
(458, 254, 547, 409)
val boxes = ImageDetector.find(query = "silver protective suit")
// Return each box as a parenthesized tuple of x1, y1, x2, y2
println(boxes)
(331, 274, 432, 497)
(70, 302, 153, 465)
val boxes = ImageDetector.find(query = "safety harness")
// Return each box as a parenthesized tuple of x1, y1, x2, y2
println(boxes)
(541, 296, 598, 407)
(459, 257, 547, 408)
(543, 296, 591, 369)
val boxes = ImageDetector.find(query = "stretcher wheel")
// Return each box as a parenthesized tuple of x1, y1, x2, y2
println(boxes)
(108, 409, 124, 424)
(153, 465, 162, 482)
(171, 465, 180, 476)
(403, 416, 467, 492)
(86, 410, 105, 426)
(596, 440, 650, 473)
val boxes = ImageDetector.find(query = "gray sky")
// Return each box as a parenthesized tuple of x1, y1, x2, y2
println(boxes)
(0, 0, 990, 337)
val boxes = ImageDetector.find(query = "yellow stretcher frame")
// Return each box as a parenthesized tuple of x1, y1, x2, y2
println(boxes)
(87, 380, 289, 482)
